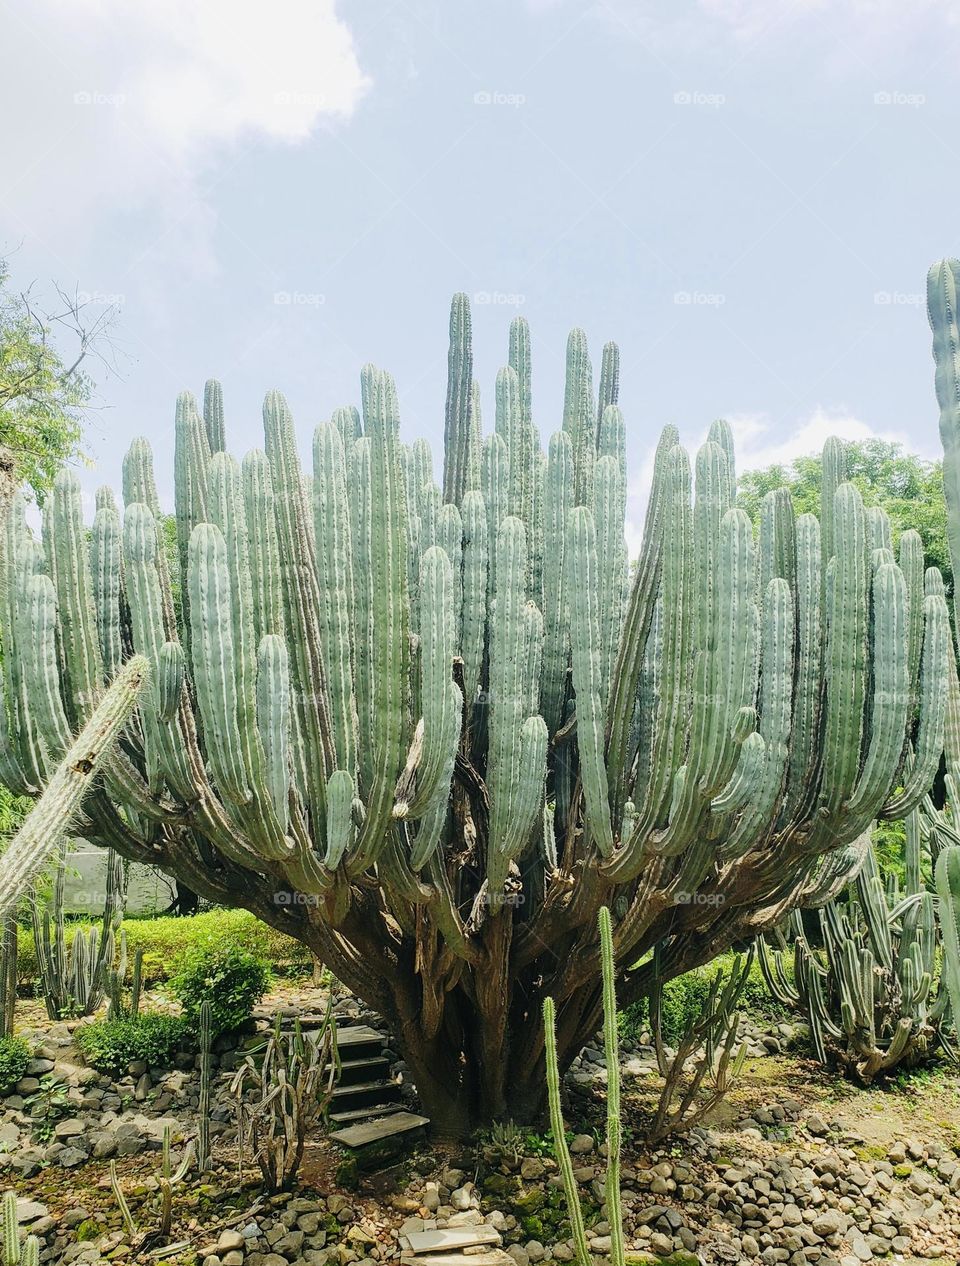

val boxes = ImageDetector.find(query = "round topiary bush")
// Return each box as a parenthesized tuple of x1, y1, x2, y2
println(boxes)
(169, 942, 271, 1039)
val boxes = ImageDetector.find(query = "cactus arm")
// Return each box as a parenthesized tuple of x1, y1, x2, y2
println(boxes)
(442, 293, 473, 506)
(203, 378, 226, 453)
(90, 507, 123, 683)
(563, 329, 595, 506)
(460, 490, 488, 711)
(48, 469, 104, 723)
(257, 634, 291, 831)
(927, 259, 960, 592)
(243, 450, 285, 643)
(313, 422, 359, 776)
(264, 390, 333, 822)
(818, 483, 868, 816)
(540, 432, 573, 735)
(846, 562, 910, 824)
(0, 656, 149, 917)
(606, 443, 691, 880)
(350, 371, 410, 871)
(604, 425, 677, 829)
(880, 591, 949, 818)
(935, 845, 960, 1030)
(568, 506, 614, 856)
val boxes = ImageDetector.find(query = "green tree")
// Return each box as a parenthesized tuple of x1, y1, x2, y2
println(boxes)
(738, 439, 950, 589)
(0, 261, 115, 503)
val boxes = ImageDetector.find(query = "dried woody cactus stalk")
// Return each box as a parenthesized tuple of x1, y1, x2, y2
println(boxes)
(230, 1002, 340, 1192)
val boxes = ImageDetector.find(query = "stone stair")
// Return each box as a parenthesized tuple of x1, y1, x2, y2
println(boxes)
(398, 1225, 511, 1266)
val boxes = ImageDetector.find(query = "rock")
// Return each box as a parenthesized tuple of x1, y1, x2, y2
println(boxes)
(223, 1254, 244, 1266)
(569, 1135, 594, 1154)
(849, 1237, 872, 1262)
(134, 1072, 152, 1101)
(58, 1147, 87, 1169)
(217, 1231, 246, 1254)
(525, 1244, 545, 1263)
(805, 1114, 829, 1136)
(24, 1058, 54, 1076)
(812, 1211, 846, 1237)
(520, 1158, 545, 1181)
(451, 1184, 477, 1211)
(506, 1248, 529, 1266)
(742, 1234, 760, 1257)
(54, 1117, 86, 1139)
(15, 1200, 48, 1225)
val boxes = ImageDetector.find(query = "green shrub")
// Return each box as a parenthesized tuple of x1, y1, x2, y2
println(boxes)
(0, 1035, 29, 1094)
(75, 1013, 189, 1076)
(17, 908, 310, 986)
(170, 943, 270, 1037)
(620, 951, 790, 1046)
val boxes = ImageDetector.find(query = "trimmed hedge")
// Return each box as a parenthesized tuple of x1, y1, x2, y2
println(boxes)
(17, 908, 309, 986)
(76, 1013, 190, 1076)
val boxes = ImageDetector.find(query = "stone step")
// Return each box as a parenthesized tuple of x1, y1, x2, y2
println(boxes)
(400, 1252, 513, 1266)
(402, 1228, 502, 1255)
(330, 1077, 403, 1112)
(331, 1055, 392, 1086)
(330, 1110, 430, 1151)
(328, 1103, 406, 1126)
(331, 1025, 389, 1055)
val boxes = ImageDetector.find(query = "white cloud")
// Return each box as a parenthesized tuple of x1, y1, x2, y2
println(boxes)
(624, 406, 921, 557)
(0, 0, 368, 265)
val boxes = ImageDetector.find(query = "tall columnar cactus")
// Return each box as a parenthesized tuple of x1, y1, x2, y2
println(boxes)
(2, 1189, 39, 1266)
(33, 838, 124, 1020)
(0, 292, 947, 1133)
(760, 809, 954, 1081)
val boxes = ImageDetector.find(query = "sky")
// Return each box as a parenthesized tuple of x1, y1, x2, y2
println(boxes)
(1, 0, 958, 544)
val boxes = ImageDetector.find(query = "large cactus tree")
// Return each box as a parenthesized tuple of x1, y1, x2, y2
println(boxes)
(0, 297, 948, 1134)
